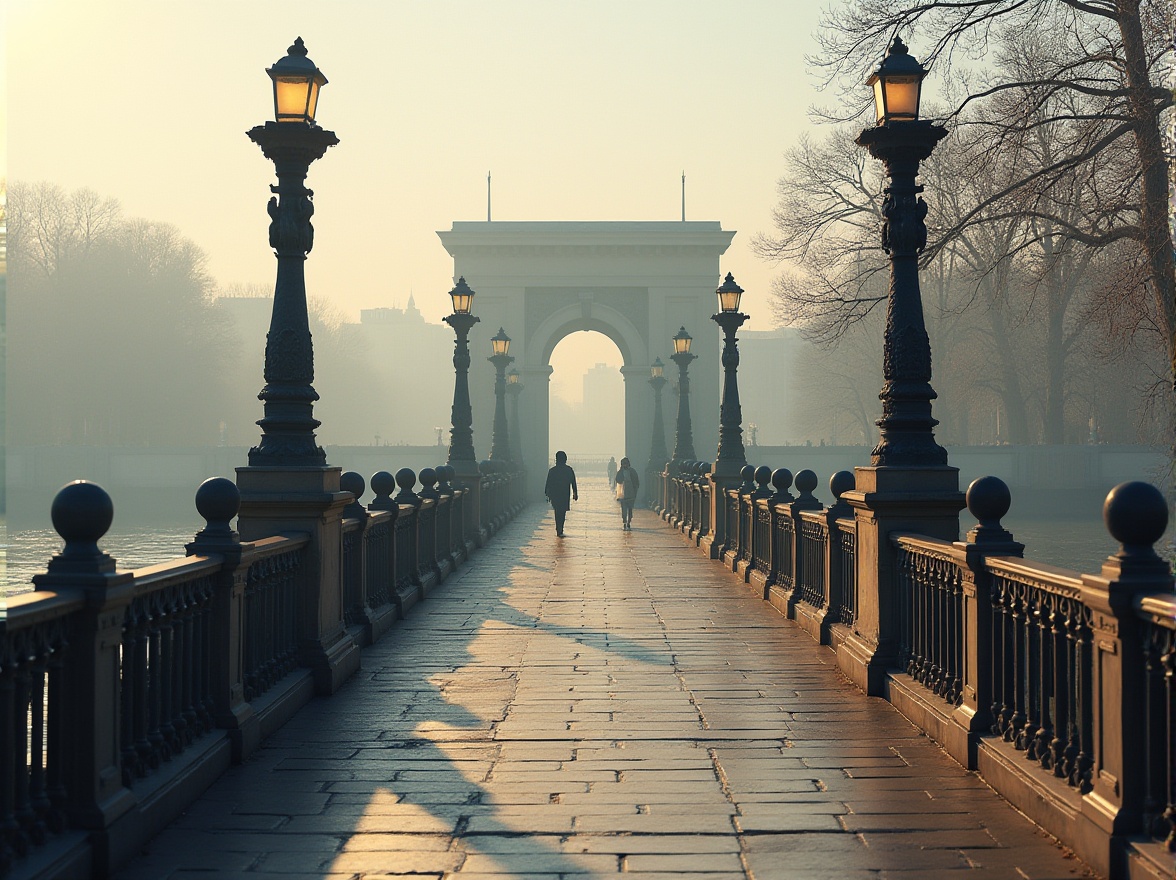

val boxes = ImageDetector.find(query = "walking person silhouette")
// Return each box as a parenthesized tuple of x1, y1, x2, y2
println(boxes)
(614, 456, 639, 530)
(544, 451, 578, 537)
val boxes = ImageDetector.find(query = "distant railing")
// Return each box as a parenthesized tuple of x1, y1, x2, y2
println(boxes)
(660, 461, 1176, 878)
(2, 460, 527, 880)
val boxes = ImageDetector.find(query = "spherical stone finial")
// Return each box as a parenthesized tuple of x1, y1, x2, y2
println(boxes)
(754, 465, 772, 488)
(966, 476, 1011, 529)
(771, 468, 793, 493)
(395, 468, 417, 493)
(699, 461, 711, 476)
(795, 469, 818, 498)
(51, 480, 114, 559)
(194, 477, 240, 535)
(371, 470, 395, 500)
(1104, 481, 1168, 552)
(740, 464, 755, 481)
(438, 464, 456, 485)
(341, 471, 366, 501)
(830, 470, 855, 501)
(419, 467, 437, 488)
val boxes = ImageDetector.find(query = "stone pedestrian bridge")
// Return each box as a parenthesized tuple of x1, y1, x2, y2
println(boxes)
(115, 481, 1089, 880)
(6, 467, 1175, 880)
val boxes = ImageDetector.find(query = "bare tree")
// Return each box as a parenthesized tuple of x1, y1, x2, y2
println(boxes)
(811, 0, 1174, 384)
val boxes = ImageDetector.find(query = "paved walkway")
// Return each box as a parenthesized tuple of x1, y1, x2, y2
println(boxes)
(118, 481, 1095, 879)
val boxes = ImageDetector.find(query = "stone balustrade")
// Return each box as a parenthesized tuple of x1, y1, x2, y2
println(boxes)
(0, 464, 525, 879)
(658, 461, 1175, 879)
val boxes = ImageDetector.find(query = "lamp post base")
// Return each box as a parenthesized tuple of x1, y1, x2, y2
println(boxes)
(235, 465, 361, 696)
(838, 465, 964, 696)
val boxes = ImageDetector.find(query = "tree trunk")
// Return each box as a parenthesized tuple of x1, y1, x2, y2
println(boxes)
(1117, 0, 1176, 386)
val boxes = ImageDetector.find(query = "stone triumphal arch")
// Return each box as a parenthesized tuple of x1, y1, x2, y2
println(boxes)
(437, 221, 735, 494)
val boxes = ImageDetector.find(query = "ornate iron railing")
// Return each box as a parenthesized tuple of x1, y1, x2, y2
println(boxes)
(797, 512, 828, 610)
(1138, 594, 1176, 851)
(835, 518, 857, 627)
(242, 535, 308, 703)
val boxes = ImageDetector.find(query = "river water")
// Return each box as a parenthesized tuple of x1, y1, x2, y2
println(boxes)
(0, 508, 1148, 599)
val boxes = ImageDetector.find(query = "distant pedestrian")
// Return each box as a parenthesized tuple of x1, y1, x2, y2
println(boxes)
(614, 456, 640, 530)
(544, 451, 578, 537)
(606, 456, 617, 486)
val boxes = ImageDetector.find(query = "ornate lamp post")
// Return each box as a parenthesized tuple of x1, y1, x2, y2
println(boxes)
(711, 272, 749, 477)
(856, 36, 948, 467)
(646, 357, 670, 510)
(444, 277, 480, 475)
(488, 328, 514, 463)
(246, 38, 337, 467)
(506, 368, 524, 467)
(669, 328, 697, 466)
(646, 358, 669, 474)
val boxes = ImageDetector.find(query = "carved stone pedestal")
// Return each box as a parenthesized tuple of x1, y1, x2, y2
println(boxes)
(236, 465, 361, 696)
(839, 465, 964, 696)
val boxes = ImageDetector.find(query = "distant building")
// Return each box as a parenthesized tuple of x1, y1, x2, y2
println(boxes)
(580, 363, 624, 455)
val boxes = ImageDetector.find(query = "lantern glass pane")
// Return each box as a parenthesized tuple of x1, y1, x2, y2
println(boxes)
(451, 292, 473, 314)
(651, 364, 663, 378)
(274, 76, 312, 122)
(872, 78, 886, 124)
(306, 80, 321, 123)
(882, 76, 920, 120)
(718, 289, 741, 312)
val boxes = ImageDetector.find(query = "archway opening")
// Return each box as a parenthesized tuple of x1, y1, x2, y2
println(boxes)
(548, 331, 624, 479)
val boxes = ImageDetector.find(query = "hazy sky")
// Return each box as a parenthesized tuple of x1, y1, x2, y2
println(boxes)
(9, 0, 836, 387)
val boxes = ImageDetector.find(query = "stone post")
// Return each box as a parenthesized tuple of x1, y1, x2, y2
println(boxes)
(1078, 481, 1173, 872)
(949, 476, 1023, 766)
(185, 478, 261, 762)
(30, 483, 137, 845)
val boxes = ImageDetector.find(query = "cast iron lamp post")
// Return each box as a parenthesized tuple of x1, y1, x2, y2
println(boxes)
(646, 357, 670, 508)
(444, 277, 480, 473)
(669, 328, 697, 467)
(711, 273, 749, 477)
(488, 328, 514, 463)
(856, 36, 948, 467)
(646, 358, 669, 474)
(246, 37, 337, 467)
(506, 368, 524, 468)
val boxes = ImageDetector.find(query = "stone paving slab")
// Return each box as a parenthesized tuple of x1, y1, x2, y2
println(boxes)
(115, 483, 1096, 879)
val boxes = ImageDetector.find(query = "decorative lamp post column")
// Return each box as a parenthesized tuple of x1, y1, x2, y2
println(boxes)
(855, 36, 948, 467)
(444, 277, 480, 475)
(646, 357, 670, 510)
(669, 328, 697, 467)
(246, 37, 337, 467)
(711, 272, 749, 477)
(646, 358, 669, 473)
(488, 328, 514, 463)
(506, 368, 524, 468)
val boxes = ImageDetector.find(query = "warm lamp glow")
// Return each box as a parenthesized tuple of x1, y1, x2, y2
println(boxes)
(449, 277, 475, 315)
(508, 369, 521, 385)
(673, 327, 693, 355)
(716, 272, 744, 313)
(491, 327, 511, 357)
(866, 36, 925, 125)
(651, 357, 665, 379)
(267, 38, 328, 124)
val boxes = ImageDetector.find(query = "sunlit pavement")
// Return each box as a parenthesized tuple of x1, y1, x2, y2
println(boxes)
(117, 480, 1095, 879)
